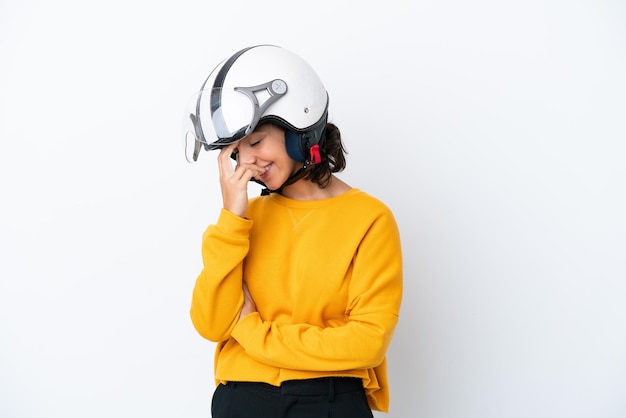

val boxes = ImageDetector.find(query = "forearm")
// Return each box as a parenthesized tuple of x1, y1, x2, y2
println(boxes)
(232, 311, 399, 371)
(190, 209, 252, 341)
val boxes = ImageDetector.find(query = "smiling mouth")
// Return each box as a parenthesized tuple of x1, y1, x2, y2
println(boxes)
(260, 164, 272, 179)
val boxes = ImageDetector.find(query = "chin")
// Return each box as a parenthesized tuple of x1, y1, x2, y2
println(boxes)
(262, 175, 290, 192)
(264, 181, 282, 191)
(259, 176, 276, 190)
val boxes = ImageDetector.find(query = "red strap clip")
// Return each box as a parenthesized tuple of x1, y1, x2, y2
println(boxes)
(309, 144, 321, 164)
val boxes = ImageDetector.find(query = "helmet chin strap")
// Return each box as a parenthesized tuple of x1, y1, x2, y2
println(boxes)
(255, 162, 309, 196)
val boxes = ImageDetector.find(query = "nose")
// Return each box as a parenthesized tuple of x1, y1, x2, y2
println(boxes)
(236, 146, 256, 165)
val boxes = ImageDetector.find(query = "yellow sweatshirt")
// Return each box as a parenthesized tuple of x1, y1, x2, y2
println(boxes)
(190, 188, 403, 412)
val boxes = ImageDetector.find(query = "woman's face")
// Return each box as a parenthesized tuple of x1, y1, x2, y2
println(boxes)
(235, 124, 300, 190)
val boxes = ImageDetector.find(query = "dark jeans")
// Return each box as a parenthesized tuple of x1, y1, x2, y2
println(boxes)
(211, 377, 374, 418)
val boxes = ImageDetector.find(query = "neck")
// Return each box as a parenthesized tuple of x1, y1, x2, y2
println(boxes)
(280, 176, 351, 200)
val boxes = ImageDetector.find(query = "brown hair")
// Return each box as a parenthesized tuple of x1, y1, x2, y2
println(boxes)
(303, 123, 347, 188)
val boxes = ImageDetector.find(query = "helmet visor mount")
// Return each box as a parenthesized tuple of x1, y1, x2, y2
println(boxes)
(184, 79, 288, 163)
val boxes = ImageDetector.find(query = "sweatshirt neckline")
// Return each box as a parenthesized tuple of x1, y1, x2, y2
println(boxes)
(268, 188, 361, 208)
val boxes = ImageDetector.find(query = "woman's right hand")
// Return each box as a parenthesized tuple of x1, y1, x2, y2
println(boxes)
(218, 143, 266, 218)
(239, 282, 257, 321)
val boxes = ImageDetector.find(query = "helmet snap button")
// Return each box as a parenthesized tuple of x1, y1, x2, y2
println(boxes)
(271, 79, 287, 95)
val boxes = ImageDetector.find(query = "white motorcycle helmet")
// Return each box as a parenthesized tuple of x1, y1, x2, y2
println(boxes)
(184, 44, 329, 164)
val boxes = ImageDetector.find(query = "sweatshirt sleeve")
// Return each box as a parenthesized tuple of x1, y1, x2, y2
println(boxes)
(190, 209, 253, 342)
(231, 210, 403, 371)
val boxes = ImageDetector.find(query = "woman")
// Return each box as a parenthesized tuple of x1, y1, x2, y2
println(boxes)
(186, 44, 403, 417)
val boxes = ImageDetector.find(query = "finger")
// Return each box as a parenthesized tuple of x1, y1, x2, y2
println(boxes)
(242, 282, 255, 307)
(234, 163, 266, 182)
(217, 143, 238, 176)
(242, 282, 251, 297)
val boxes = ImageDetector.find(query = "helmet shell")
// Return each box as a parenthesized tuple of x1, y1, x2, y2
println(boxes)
(192, 45, 329, 154)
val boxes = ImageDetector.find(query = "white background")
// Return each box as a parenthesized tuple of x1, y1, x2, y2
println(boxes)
(1, 1, 625, 417)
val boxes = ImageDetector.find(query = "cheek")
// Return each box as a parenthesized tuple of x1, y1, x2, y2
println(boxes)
(253, 143, 278, 162)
